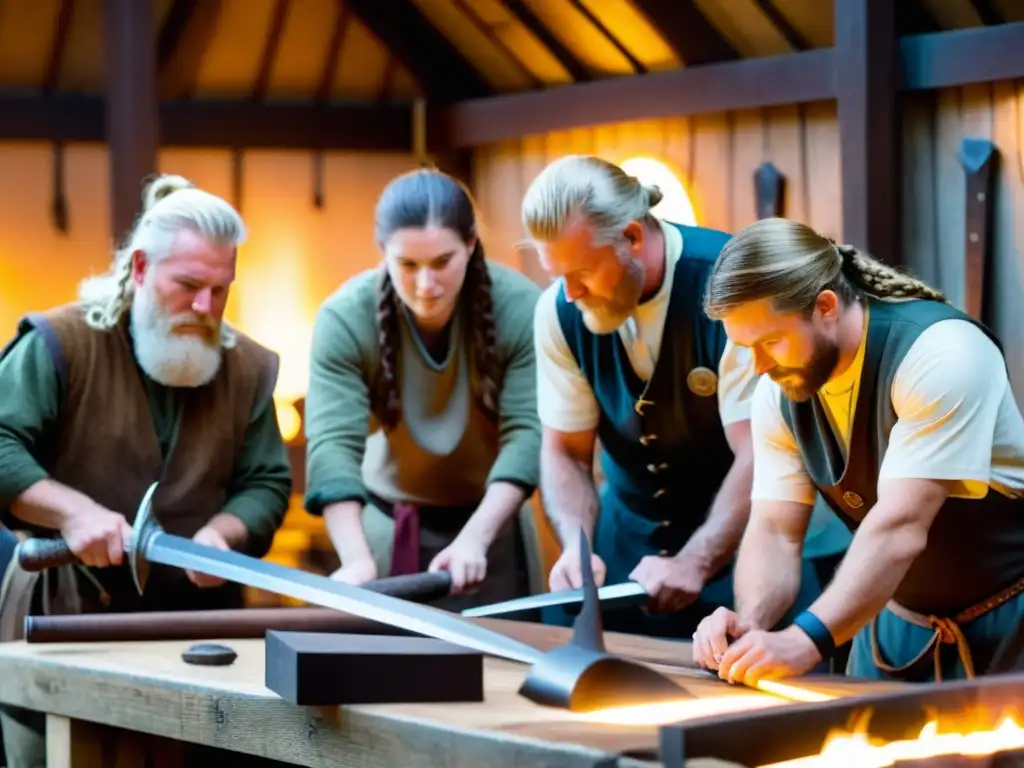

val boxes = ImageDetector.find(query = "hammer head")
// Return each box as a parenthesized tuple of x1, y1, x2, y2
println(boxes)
(129, 482, 162, 595)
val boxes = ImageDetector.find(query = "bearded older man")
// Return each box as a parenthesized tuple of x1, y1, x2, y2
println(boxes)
(0, 174, 290, 768)
(521, 155, 844, 640)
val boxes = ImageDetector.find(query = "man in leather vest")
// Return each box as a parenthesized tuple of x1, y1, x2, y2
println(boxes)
(519, 156, 842, 640)
(693, 217, 1024, 685)
(0, 174, 292, 767)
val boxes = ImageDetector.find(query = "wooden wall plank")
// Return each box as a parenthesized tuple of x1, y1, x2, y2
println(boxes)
(730, 110, 762, 230)
(803, 101, 842, 240)
(991, 80, 1024, 394)
(765, 104, 808, 224)
(933, 88, 967, 307)
(691, 113, 733, 232)
(901, 92, 940, 287)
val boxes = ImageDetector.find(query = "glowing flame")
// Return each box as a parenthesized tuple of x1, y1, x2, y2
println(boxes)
(574, 693, 787, 726)
(761, 714, 1024, 767)
(571, 678, 835, 727)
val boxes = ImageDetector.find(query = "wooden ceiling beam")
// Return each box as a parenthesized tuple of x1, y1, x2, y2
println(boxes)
(434, 20, 1024, 149)
(43, 0, 75, 93)
(895, 0, 942, 35)
(630, 0, 739, 66)
(346, 0, 492, 102)
(433, 48, 835, 147)
(454, 0, 544, 89)
(568, 0, 646, 73)
(157, 0, 223, 101)
(0, 94, 414, 152)
(968, 0, 1004, 26)
(500, 0, 591, 82)
(901, 21, 1024, 89)
(753, 0, 811, 50)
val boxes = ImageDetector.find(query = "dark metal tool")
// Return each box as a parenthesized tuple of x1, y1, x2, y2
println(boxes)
(461, 580, 649, 618)
(517, 530, 693, 712)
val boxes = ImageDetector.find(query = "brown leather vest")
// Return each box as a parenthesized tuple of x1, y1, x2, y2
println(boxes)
(18, 303, 279, 611)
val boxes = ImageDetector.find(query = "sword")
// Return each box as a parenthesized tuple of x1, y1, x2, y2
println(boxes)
(461, 580, 649, 618)
(15, 482, 544, 665)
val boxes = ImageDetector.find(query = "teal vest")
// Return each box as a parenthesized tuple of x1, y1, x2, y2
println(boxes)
(555, 224, 735, 554)
(780, 299, 1024, 615)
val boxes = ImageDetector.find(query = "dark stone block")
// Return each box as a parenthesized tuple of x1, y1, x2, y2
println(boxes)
(265, 631, 485, 706)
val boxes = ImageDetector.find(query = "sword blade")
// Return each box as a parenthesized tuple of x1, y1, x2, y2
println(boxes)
(145, 534, 542, 665)
(461, 581, 649, 618)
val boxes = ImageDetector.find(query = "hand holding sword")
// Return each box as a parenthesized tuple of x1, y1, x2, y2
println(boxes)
(56, 500, 134, 569)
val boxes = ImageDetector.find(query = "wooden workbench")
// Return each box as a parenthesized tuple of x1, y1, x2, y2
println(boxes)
(0, 622, 902, 768)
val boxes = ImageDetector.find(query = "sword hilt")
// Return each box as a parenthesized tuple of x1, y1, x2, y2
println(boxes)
(16, 537, 80, 572)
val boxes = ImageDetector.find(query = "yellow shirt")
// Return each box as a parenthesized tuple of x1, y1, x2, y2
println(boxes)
(817, 305, 870, 457)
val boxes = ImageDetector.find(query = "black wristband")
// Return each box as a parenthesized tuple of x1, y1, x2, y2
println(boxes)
(792, 610, 836, 660)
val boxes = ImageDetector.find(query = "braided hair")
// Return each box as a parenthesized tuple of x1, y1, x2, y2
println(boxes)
(372, 169, 501, 430)
(703, 217, 945, 319)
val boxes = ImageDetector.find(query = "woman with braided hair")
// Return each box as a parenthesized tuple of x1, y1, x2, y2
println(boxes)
(692, 217, 1024, 684)
(303, 168, 543, 609)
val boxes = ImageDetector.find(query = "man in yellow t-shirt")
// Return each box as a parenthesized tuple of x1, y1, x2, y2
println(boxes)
(692, 218, 1024, 684)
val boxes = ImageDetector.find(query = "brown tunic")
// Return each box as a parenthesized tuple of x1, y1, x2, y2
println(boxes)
(15, 303, 281, 612)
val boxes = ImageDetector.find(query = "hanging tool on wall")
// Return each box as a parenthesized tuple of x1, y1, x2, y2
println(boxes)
(43, 0, 75, 234)
(957, 137, 999, 323)
(753, 161, 785, 220)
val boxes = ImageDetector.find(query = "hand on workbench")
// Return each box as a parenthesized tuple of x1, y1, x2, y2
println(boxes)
(548, 548, 606, 592)
(715, 626, 822, 686)
(330, 557, 378, 586)
(59, 504, 133, 568)
(428, 536, 488, 595)
(628, 554, 704, 613)
(692, 607, 752, 671)
(185, 526, 230, 588)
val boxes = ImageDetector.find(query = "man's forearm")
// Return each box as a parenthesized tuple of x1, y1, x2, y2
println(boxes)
(675, 452, 752, 579)
(10, 478, 96, 530)
(734, 521, 804, 631)
(808, 513, 927, 646)
(540, 448, 599, 544)
(460, 481, 528, 547)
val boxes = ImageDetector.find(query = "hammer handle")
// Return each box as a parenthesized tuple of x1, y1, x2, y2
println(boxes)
(16, 537, 79, 572)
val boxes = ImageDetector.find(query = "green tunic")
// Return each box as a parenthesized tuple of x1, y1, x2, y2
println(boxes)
(304, 261, 543, 605)
(305, 260, 541, 511)
(0, 328, 291, 558)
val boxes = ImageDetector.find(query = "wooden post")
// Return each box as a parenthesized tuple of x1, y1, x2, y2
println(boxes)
(102, 0, 159, 246)
(834, 0, 900, 264)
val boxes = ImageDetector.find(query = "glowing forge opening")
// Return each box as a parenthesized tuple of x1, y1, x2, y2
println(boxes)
(761, 711, 1024, 767)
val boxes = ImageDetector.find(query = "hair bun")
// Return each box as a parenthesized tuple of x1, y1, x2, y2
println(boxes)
(141, 173, 195, 211)
(644, 184, 664, 209)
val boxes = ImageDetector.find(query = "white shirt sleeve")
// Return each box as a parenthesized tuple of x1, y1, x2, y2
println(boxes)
(879, 319, 1006, 497)
(750, 375, 819, 506)
(717, 339, 758, 426)
(533, 285, 601, 433)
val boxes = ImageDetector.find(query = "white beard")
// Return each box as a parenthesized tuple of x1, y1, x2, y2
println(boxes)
(129, 281, 223, 388)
